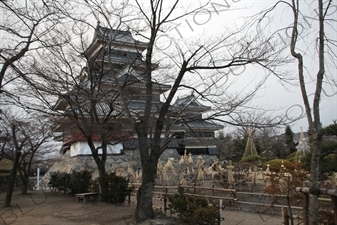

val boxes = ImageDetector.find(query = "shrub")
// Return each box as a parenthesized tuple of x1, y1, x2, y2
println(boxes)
(239, 155, 261, 163)
(48, 172, 71, 192)
(286, 152, 304, 162)
(264, 161, 308, 196)
(70, 170, 92, 194)
(191, 207, 219, 225)
(99, 172, 132, 204)
(48, 171, 92, 194)
(262, 159, 291, 172)
(48, 172, 59, 190)
(90, 178, 99, 193)
(319, 209, 335, 225)
(168, 188, 218, 225)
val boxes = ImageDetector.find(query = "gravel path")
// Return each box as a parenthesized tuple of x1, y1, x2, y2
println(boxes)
(0, 191, 282, 225)
(221, 210, 281, 225)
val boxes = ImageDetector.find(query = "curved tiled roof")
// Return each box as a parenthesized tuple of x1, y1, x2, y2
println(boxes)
(95, 25, 148, 50)
(171, 120, 223, 132)
(173, 94, 211, 112)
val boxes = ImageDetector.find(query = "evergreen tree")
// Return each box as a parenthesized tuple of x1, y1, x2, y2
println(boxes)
(284, 126, 297, 155)
(316, 122, 337, 180)
(231, 135, 247, 163)
(321, 121, 337, 136)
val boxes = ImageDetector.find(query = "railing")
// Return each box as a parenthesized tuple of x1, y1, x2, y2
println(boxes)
(296, 187, 337, 225)
(127, 183, 236, 217)
(126, 183, 335, 225)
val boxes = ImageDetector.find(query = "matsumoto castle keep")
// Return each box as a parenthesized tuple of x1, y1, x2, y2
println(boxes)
(45, 24, 223, 180)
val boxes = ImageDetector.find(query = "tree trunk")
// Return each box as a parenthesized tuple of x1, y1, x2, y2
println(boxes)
(20, 175, 29, 194)
(89, 139, 107, 198)
(288, 0, 325, 223)
(308, 0, 325, 223)
(98, 168, 107, 201)
(309, 131, 322, 225)
(18, 166, 29, 194)
(135, 179, 155, 221)
(93, 154, 107, 198)
(135, 135, 159, 222)
(4, 151, 21, 207)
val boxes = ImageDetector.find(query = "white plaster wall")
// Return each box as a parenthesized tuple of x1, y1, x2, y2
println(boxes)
(70, 142, 80, 157)
(70, 141, 123, 157)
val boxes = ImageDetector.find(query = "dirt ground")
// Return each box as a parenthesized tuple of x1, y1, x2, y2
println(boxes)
(0, 190, 282, 225)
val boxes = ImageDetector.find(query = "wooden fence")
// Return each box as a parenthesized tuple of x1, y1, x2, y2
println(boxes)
(126, 183, 336, 225)
(296, 187, 337, 225)
(127, 182, 236, 224)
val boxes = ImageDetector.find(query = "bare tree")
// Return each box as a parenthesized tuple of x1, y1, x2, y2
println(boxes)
(17, 116, 53, 194)
(1, 118, 23, 207)
(0, 0, 63, 94)
(19, 13, 137, 197)
(259, 0, 336, 224)
(18, 0, 290, 221)
(0, 109, 52, 206)
(90, 1, 288, 221)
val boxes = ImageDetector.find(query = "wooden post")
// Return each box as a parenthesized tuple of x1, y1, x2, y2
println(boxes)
(128, 183, 132, 206)
(331, 195, 337, 225)
(302, 181, 310, 225)
(281, 207, 289, 225)
(303, 192, 309, 225)
(219, 199, 223, 225)
(164, 187, 168, 216)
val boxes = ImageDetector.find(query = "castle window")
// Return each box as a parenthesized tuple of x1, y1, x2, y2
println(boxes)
(110, 50, 141, 60)
(111, 50, 127, 57)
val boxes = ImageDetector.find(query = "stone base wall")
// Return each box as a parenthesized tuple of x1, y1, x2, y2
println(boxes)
(40, 149, 219, 189)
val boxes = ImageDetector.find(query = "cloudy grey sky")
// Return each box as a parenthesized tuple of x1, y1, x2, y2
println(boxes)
(1, 0, 335, 134)
(155, 0, 336, 133)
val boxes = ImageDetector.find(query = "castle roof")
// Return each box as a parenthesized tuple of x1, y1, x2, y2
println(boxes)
(86, 25, 148, 58)
(95, 25, 148, 50)
(173, 94, 211, 112)
(171, 120, 223, 132)
(116, 66, 170, 92)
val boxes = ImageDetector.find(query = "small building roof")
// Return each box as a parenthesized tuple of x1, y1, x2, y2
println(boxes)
(173, 94, 211, 112)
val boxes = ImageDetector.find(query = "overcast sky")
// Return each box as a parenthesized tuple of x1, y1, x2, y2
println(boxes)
(156, 0, 337, 133)
(1, 0, 335, 134)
